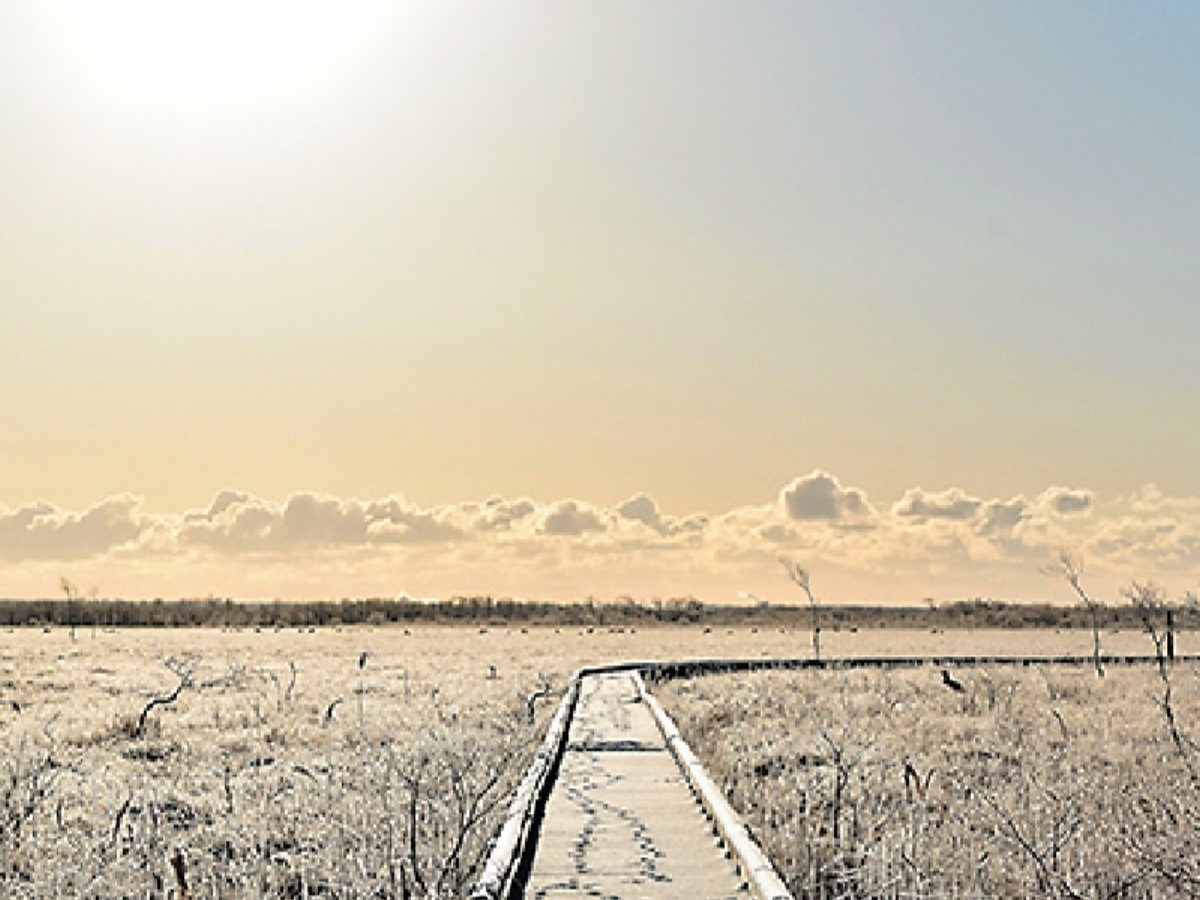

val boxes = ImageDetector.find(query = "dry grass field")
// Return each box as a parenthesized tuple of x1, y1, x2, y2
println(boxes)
(658, 660, 1200, 898)
(0, 622, 806, 898)
(0, 623, 1189, 898)
(0, 626, 568, 898)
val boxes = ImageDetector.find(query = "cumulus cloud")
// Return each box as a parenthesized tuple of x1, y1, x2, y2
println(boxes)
(366, 498, 465, 545)
(282, 493, 369, 544)
(1086, 517, 1184, 565)
(179, 494, 275, 550)
(471, 496, 537, 532)
(179, 491, 465, 551)
(756, 523, 795, 544)
(780, 471, 872, 522)
(5, 473, 1200, 602)
(1127, 484, 1200, 518)
(893, 487, 981, 520)
(539, 500, 608, 536)
(1039, 487, 1094, 516)
(185, 490, 252, 522)
(613, 493, 708, 540)
(617, 494, 663, 530)
(0, 495, 151, 561)
(976, 498, 1030, 537)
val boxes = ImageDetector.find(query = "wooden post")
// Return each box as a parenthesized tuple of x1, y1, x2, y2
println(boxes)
(1166, 609, 1176, 662)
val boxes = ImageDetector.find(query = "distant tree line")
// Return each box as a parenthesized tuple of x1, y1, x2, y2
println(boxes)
(0, 595, 1195, 631)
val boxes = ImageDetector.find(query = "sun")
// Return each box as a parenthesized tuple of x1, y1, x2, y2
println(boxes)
(48, 1, 393, 116)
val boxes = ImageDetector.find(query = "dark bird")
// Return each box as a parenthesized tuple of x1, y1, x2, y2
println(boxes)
(941, 669, 965, 693)
(170, 848, 188, 896)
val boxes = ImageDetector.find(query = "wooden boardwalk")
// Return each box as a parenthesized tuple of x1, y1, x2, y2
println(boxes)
(477, 653, 1193, 899)
(525, 672, 750, 899)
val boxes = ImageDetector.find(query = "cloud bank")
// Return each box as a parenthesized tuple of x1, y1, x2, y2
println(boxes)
(1, 470, 1197, 603)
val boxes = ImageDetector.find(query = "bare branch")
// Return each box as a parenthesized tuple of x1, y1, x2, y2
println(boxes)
(132, 661, 195, 739)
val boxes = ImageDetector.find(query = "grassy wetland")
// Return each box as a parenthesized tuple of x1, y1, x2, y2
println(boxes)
(0, 621, 814, 898)
(658, 660, 1200, 898)
(0, 619, 1194, 898)
(0, 626, 572, 898)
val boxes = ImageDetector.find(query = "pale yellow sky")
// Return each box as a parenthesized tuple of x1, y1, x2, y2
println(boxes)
(2, 3, 1199, 602)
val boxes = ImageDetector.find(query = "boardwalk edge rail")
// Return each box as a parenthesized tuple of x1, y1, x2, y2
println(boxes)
(467, 662, 656, 900)
(467, 670, 581, 900)
(469, 652, 1197, 898)
(634, 670, 793, 900)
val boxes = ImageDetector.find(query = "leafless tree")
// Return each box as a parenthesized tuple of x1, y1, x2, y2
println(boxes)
(59, 577, 77, 642)
(781, 559, 821, 661)
(1126, 582, 1170, 677)
(1126, 582, 1196, 778)
(1044, 553, 1104, 677)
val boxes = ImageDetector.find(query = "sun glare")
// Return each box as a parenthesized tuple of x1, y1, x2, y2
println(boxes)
(53, 1, 392, 115)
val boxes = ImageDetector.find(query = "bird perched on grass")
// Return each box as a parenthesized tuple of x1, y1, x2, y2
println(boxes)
(941, 669, 965, 693)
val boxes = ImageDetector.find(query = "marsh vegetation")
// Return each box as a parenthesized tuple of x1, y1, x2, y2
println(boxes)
(0, 629, 564, 898)
(0, 624, 1191, 897)
(659, 662, 1199, 898)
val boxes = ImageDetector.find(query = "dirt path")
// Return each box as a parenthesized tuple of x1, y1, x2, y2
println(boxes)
(525, 672, 750, 899)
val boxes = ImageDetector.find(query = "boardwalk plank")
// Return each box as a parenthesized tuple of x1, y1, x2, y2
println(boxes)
(525, 672, 750, 899)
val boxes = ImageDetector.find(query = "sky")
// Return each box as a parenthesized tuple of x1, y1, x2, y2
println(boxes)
(2, 2, 1199, 604)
